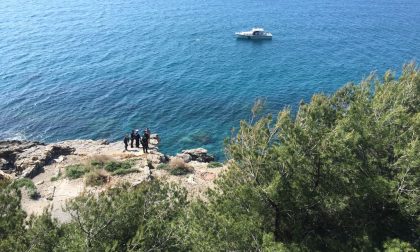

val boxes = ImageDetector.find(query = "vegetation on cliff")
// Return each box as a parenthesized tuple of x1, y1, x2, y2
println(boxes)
(0, 63, 419, 251)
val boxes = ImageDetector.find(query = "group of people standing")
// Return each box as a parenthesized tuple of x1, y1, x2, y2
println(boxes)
(124, 128, 150, 153)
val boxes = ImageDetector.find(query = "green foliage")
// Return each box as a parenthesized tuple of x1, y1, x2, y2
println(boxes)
(104, 160, 132, 172)
(24, 212, 63, 252)
(0, 181, 27, 251)
(170, 167, 192, 176)
(112, 168, 140, 176)
(383, 239, 417, 252)
(188, 63, 420, 251)
(262, 233, 301, 252)
(67, 159, 135, 181)
(208, 161, 223, 168)
(156, 163, 169, 170)
(66, 164, 89, 179)
(63, 181, 189, 251)
(91, 160, 105, 167)
(0, 63, 418, 251)
(10, 178, 39, 199)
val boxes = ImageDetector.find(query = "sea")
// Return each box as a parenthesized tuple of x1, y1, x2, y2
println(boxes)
(1, 0, 419, 159)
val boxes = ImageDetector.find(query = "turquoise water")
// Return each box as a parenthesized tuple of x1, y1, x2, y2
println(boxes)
(1, 0, 419, 159)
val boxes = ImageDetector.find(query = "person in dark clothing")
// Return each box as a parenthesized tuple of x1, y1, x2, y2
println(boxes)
(144, 128, 151, 144)
(141, 131, 149, 153)
(135, 130, 140, 148)
(130, 130, 135, 148)
(123, 134, 129, 151)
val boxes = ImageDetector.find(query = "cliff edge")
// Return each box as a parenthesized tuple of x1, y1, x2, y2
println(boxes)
(0, 136, 225, 222)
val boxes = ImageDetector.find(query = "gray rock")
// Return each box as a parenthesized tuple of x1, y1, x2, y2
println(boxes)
(176, 153, 192, 163)
(182, 148, 208, 155)
(181, 148, 215, 163)
(0, 140, 75, 178)
(54, 156, 65, 163)
(150, 139, 159, 145)
(0, 140, 43, 171)
(100, 139, 109, 145)
(159, 154, 170, 164)
(18, 144, 75, 178)
(197, 155, 215, 163)
(131, 180, 143, 187)
(0, 158, 7, 169)
(0, 170, 12, 180)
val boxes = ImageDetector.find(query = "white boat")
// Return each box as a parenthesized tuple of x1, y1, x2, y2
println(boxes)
(235, 27, 272, 40)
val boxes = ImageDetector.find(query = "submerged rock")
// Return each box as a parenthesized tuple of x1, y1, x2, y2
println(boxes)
(190, 131, 213, 145)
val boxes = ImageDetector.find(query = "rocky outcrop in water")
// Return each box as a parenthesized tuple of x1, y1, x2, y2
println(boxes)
(179, 148, 215, 163)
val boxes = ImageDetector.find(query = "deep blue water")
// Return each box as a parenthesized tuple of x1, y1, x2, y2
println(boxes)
(1, 0, 419, 159)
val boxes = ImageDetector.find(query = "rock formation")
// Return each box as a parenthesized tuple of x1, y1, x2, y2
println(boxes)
(179, 148, 215, 163)
(0, 140, 74, 178)
(0, 136, 225, 222)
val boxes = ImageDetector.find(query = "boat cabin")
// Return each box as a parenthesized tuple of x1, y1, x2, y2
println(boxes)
(251, 28, 265, 35)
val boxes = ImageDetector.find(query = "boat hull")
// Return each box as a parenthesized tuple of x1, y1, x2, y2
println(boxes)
(236, 34, 272, 40)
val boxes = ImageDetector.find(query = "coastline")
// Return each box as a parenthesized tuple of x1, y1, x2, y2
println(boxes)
(0, 137, 225, 222)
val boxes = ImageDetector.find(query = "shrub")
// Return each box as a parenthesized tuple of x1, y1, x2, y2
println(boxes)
(208, 162, 223, 168)
(12, 178, 35, 190)
(11, 178, 39, 199)
(157, 163, 169, 170)
(169, 158, 187, 169)
(383, 239, 416, 252)
(168, 158, 193, 176)
(112, 168, 140, 176)
(65, 164, 89, 179)
(85, 169, 109, 187)
(90, 155, 114, 168)
(63, 180, 188, 251)
(104, 161, 132, 172)
(50, 176, 59, 182)
(147, 160, 154, 170)
(170, 167, 192, 176)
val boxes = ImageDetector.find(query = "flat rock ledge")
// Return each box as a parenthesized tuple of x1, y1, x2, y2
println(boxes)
(0, 138, 216, 181)
(0, 140, 75, 178)
(0, 137, 226, 222)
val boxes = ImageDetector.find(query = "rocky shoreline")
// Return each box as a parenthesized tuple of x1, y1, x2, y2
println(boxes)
(0, 136, 224, 222)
